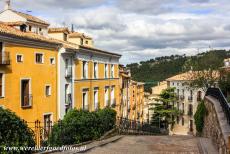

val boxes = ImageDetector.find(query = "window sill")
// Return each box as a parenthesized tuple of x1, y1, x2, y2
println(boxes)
(21, 105, 32, 109)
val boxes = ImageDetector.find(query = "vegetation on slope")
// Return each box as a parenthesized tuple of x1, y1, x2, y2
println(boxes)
(126, 50, 230, 92)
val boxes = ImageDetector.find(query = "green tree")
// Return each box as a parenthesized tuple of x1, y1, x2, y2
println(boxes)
(194, 101, 207, 136)
(0, 107, 35, 154)
(150, 87, 180, 130)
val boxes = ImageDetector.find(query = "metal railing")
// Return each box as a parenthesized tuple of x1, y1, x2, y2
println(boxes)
(21, 94, 33, 108)
(0, 52, 10, 65)
(188, 96, 193, 102)
(180, 95, 185, 100)
(116, 117, 161, 135)
(65, 66, 72, 78)
(206, 88, 230, 125)
(111, 99, 116, 108)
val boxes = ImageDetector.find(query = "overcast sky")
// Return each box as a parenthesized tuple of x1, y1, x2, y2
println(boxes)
(1, 0, 230, 64)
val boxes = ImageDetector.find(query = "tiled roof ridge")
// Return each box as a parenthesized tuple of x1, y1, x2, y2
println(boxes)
(12, 10, 49, 25)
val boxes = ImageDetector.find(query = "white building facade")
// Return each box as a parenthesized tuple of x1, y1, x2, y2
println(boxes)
(166, 73, 205, 135)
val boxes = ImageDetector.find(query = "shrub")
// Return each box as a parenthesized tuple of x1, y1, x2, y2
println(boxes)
(0, 107, 35, 154)
(194, 101, 207, 135)
(49, 107, 116, 146)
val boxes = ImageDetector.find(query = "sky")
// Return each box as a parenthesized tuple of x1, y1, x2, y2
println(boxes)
(1, 0, 230, 64)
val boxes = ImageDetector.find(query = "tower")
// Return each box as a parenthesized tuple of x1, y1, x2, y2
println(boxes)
(4, 0, 11, 10)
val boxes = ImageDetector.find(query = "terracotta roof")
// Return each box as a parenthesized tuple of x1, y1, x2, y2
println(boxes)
(79, 45, 122, 57)
(166, 72, 191, 81)
(4, 21, 26, 26)
(48, 27, 70, 34)
(68, 32, 92, 39)
(166, 71, 219, 81)
(12, 10, 49, 26)
(0, 23, 59, 45)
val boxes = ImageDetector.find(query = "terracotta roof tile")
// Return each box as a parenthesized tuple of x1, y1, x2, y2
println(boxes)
(12, 10, 49, 26)
(68, 32, 92, 39)
(48, 27, 70, 34)
(0, 23, 59, 45)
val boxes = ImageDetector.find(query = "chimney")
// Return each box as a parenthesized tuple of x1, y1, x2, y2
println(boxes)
(4, 0, 11, 10)
(71, 24, 74, 33)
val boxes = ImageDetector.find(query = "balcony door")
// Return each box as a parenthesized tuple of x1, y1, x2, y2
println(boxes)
(21, 79, 30, 107)
(0, 42, 3, 63)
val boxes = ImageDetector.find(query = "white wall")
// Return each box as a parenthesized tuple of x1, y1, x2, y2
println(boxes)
(0, 10, 26, 22)
(58, 48, 75, 119)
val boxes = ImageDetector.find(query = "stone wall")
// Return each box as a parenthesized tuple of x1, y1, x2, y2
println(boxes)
(203, 96, 230, 154)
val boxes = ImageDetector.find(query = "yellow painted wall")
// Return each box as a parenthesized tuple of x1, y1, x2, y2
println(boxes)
(74, 59, 120, 113)
(0, 43, 58, 127)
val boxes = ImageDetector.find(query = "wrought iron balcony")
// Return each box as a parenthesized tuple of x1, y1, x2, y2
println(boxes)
(0, 52, 10, 65)
(188, 96, 193, 102)
(65, 66, 72, 78)
(21, 94, 33, 108)
(111, 99, 116, 108)
(180, 95, 185, 100)
(83, 104, 89, 111)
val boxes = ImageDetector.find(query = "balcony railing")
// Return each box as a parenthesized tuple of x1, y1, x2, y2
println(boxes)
(180, 95, 185, 100)
(83, 104, 89, 111)
(105, 100, 110, 107)
(187, 110, 193, 116)
(65, 66, 72, 78)
(206, 88, 230, 125)
(188, 96, 193, 102)
(0, 52, 10, 65)
(111, 99, 116, 108)
(65, 94, 72, 105)
(21, 94, 33, 108)
(94, 102, 99, 111)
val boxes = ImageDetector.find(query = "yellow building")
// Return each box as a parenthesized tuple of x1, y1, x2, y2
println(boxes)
(0, 1, 122, 128)
(119, 65, 145, 122)
(73, 45, 121, 112)
(0, 24, 60, 127)
(47, 27, 121, 114)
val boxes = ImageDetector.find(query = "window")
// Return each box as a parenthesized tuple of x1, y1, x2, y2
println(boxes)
(85, 40, 88, 44)
(111, 64, 114, 78)
(29, 26, 32, 31)
(93, 62, 98, 79)
(104, 87, 109, 107)
(44, 114, 52, 138)
(35, 53, 44, 64)
(94, 88, 99, 110)
(104, 64, 108, 78)
(64, 33, 67, 41)
(39, 28, 42, 32)
(45, 85, 51, 96)
(50, 58, 55, 65)
(21, 79, 31, 108)
(0, 73, 4, 97)
(80, 38, 83, 45)
(16, 54, 23, 63)
(182, 117, 184, 126)
(82, 89, 88, 110)
(110, 86, 115, 106)
(82, 61, 88, 79)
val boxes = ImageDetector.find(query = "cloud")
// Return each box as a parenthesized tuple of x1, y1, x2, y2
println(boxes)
(0, 0, 230, 64)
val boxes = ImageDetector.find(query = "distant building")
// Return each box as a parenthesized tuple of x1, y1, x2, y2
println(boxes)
(119, 65, 145, 122)
(166, 72, 205, 135)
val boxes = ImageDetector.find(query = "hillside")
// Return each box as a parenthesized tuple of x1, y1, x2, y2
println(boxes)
(126, 50, 230, 92)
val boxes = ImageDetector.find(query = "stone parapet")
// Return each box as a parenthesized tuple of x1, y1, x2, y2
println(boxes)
(203, 96, 230, 154)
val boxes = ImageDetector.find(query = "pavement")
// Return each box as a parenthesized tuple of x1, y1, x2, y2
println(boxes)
(52, 135, 218, 154)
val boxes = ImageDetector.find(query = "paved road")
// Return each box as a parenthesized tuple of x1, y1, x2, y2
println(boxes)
(84, 135, 203, 154)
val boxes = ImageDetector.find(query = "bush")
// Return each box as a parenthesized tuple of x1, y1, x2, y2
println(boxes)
(49, 107, 116, 146)
(0, 107, 35, 154)
(194, 101, 207, 135)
